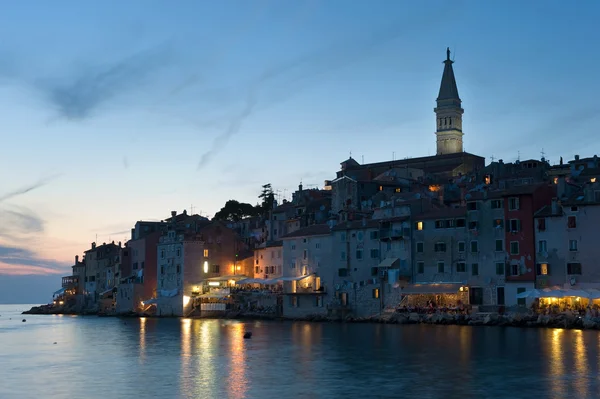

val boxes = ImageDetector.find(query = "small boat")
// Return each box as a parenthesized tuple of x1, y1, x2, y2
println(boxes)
(243, 332, 252, 339)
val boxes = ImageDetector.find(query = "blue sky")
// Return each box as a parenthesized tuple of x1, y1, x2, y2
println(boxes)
(1, 0, 599, 302)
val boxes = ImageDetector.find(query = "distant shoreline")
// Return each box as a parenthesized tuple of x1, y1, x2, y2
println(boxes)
(20, 305, 600, 330)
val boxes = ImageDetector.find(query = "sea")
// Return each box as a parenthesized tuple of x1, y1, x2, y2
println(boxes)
(1, 304, 599, 399)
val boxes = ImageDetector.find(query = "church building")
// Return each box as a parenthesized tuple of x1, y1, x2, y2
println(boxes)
(335, 48, 484, 182)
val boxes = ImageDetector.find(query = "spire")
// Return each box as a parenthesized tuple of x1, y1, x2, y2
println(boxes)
(434, 47, 464, 156)
(437, 47, 460, 103)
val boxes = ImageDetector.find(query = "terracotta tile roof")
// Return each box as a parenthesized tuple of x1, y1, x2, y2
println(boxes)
(331, 219, 380, 231)
(280, 224, 331, 239)
(415, 207, 467, 220)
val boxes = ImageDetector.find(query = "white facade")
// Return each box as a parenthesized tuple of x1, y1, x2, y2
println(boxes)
(281, 227, 332, 318)
(535, 202, 600, 290)
(156, 231, 205, 316)
(253, 244, 283, 280)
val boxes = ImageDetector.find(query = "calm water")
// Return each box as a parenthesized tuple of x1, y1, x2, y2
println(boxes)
(1, 304, 599, 399)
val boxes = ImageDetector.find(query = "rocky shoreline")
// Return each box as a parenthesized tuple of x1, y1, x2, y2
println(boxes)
(23, 305, 600, 330)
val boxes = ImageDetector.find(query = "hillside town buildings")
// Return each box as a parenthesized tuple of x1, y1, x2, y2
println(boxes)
(52, 49, 600, 319)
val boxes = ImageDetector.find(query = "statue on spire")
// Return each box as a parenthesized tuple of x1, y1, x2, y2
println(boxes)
(446, 47, 451, 61)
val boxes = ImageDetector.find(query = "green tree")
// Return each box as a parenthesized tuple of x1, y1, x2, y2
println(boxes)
(213, 200, 260, 222)
(258, 183, 275, 213)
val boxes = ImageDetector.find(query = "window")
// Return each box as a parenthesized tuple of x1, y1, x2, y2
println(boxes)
(517, 287, 526, 306)
(437, 262, 445, 273)
(567, 216, 577, 229)
(571, 206, 579, 212)
(510, 263, 520, 276)
(491, 199, 503, 209)
(203, 249, 209, 257)
(133, 262, 138, 270)
(340, 251, 346, 260)
(176, 248, 181, 257)
(567, 262, 582, 275)
(537, 263, 550, 275)
(416, 242, 424, 253)
(434, 242, 447, 252)
(455, 218, 466, 227)
(510, 241, 519, 255)
(176, 264, 180, 273)
(372, 288, 380, 299)
(161, 250, 165, 259)
(492, 219, 504, 229)
(255, 266, 259, 274)
(371, 267, 379, 276)
(537, 218, 546, 231)
(338, 268, 348, 277)
(340, 233, 346, 242)
(456, 262, 466, 272)
(538, 240, 547, 253)
(569, 240, 578, 252)
(303, 249, 307, 259)
(370, 231, 379, 240)
(495, 262, 505, 275)
(508, 197, 520, 211)
(356, 249, 363, 260)
(417, 262, 424, 274)
(468, 221, 478, 230)
(470, 241, 478, 253)
(291, 243, 296, 250)
(472, 263, 479, 276)
(458, 241, 465, 252)
(290, 259, 296, 269)
(370, 249, 379, 258)
(160, 266, 165, 274)
(395, 188, 402, 193)
(495, 239, 503, 252)
(435, 220, 445, 229)
(467, 201, 478, 211)
(416, 221, 423, 231)
(357, 232, 364, 241)
(211, 264, 220, 273)
(509, 219, 521, 232)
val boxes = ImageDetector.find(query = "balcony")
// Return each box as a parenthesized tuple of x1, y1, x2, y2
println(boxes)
(61, 275, 78, 289)
(286, 286, 327, 295)
(380, 229, 407, 240)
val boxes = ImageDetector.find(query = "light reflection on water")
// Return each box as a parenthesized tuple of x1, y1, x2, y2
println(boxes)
(2, 304, 600, 399)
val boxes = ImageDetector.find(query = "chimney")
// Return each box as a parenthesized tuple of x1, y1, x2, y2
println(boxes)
(299, 182, 303, 191)
(131, 228, 135, 240)
(92, 242, 96, 249)
(118, 241, 122, 247)
(75, 255, 79, 264)
(575, 154, 580, 161)
(551, 197, 559, 214)
(171, 211, 177, 218)
(183, 209, 187, 215)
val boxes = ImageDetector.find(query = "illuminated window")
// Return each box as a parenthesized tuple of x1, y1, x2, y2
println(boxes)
(539, 263, 549, 275)
(553, 177, 558, 184)
(203, 249, 209, 257)
(416, 221, 423, 231)
(372, 288, 380, 299)
(591, 178, 597, 183)
(379, 186, 383, 191)
(395, 188, 401, 193)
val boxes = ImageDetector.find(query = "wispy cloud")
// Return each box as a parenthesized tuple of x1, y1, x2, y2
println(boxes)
(0, 245, 67, 276)
(34, 43, 174, 120)
(195, 5, 454, 170)
(0, 174, 61, 203)
(0, 208, 44, 237)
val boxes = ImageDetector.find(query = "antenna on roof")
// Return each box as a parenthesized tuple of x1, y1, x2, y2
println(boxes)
(490, 155, 495, 163)
(541, 148, 546, 161)
(362, 155, 364, 164)
(392, 152, 395, 161)
(349, 150, 352, 159)
(517, 151, 521, 162)
(190, 204, 196, 215)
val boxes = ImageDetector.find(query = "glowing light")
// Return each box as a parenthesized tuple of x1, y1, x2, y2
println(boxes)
(591, 178, 597, 183)
(416, 221, 423, 231)
(183, 295, 191, 307)
(208, 281, 220, 286)
(236, 266, 242, 271)
(203, 261, 209, 273)
(59, 301, 64, 305)
(140, 301, 145, 306)
(428, 185, 441, 192)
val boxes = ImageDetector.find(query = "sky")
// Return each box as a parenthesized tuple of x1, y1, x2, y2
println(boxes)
(1, 0, 600, 303)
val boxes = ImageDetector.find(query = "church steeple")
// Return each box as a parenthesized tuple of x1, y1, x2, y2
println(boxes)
(434, 47, 464, 155)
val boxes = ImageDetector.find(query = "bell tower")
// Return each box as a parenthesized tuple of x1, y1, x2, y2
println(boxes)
(435, 47, 464, 155)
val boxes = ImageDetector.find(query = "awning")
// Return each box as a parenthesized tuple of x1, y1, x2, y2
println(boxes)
(199, 292, 229, 299)
(378, 258, 400, 268)
(205, 275, 249, 282)
(53, 288, 66, 297)
(401, 283, 463, 295)
(141, 298, 157, 305)
(236, 278, 268, 285)
(279, 275, 312, 282)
